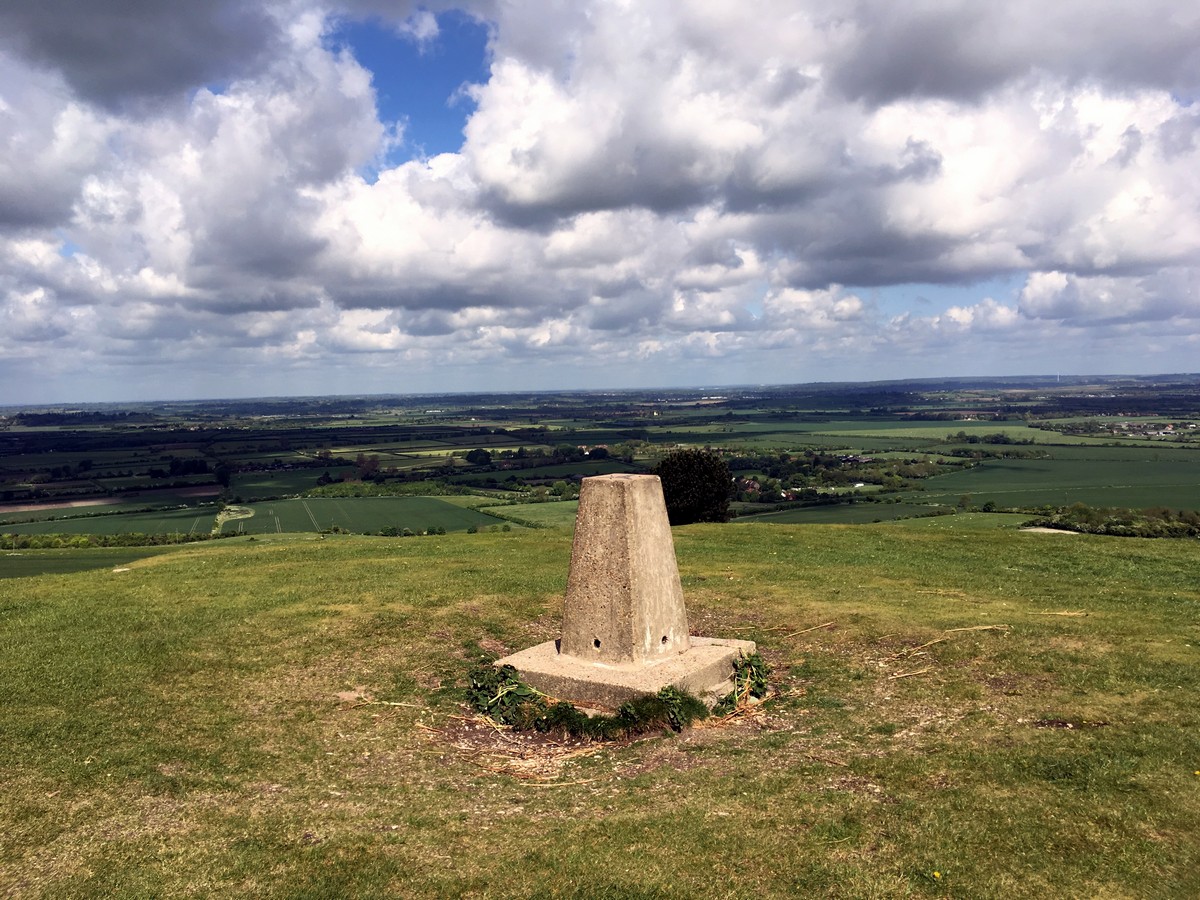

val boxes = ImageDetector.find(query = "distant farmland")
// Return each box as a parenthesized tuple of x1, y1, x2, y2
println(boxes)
(1, 497, 510, 537)
(905, 456, 1200, 510)
(2, 506, 218, 536)
(215, 497, 508, 535)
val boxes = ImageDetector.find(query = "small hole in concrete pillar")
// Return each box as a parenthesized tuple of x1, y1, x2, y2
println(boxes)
(661, 635, 668, 645)
(593, 638, 601, 649)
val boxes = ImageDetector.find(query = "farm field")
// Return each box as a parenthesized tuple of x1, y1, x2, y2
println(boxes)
(231, 467, 355, 500)
(215, 497, 508, 535)
(908, 456, 1200, 510)
(479, 500, 579, 528)
(0, 546, 185, 579)
(736, 503, 942, 525)
(811, 421, 1103, 444)
(1, 506, 218, 536)
(2, 526, 1197, 897)
(5, 377, 1200, 538)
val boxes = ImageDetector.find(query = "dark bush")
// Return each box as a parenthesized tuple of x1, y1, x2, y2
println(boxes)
(652, 449, 732, 525)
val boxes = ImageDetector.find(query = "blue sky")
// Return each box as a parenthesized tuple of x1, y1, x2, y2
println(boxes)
(0, 1, 1197, 403)
(331, 11, 490, 163)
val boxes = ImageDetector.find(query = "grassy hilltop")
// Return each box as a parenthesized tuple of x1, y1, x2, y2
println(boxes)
(2, 523, 1198, 898)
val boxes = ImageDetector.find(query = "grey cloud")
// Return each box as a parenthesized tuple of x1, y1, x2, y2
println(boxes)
(721, 164, 840, 215)
(829, 1, 1200, 107)
(0, 56, 110, 232)
(1110, 126, 1143, 168)
(187, 287, 324, 315)
(480, 159, 714, 227)
(191, 205, 330, 284)
(579, 291, 664, 332)
(0, 182, 76, 230)
(3, 314, 69, 342)
(1018, 269, 1198, 324)
(829, 4, 1018, 106)
(742, 197, 972, 289)
(0, 0, 283, 110)
(762, 68, 817, 106)
(1157, 112, 1200, 159)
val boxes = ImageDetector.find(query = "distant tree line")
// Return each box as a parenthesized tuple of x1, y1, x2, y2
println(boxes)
(1, 531, 234, 549)
(945, 431, 1034, 445)
(1024, 504, 1200, 538)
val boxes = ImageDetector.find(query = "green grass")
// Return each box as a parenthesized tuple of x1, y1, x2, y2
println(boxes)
(884, 511, 1031, 531)
(1, 526, 1197, 897)
(479, 500, 580, 528)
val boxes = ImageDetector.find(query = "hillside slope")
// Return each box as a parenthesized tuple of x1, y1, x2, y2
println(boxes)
(2, 526, 1198, 897)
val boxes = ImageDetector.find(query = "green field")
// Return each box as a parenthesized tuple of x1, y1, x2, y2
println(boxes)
(6, 384, 1200, 549)
(909, 456, 1200, 509)
(2, 526, 1197, 896)
(0, 498, 509, 538)
(232, 467, 355, 500)
(2, 506, 218, 536)
(736, 503, 943, 525)
(216, 497, 507, 535)
(479, 500, 580, 528)
(0, 546, 185, 579)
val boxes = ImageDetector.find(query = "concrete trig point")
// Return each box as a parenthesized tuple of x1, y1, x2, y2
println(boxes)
(496, 473, 755, 709)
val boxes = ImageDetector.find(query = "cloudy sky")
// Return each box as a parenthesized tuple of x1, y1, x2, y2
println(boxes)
(1, 1, 1198, 403)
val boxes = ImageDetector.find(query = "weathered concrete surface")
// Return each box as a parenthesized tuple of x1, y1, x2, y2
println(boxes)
(559, 473, 690, 665)
(501, 636, 756, 709)
(497, 473, 756, 710)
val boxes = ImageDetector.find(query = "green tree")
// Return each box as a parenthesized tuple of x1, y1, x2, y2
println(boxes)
(652, 449, 732, 525)
(356, 453, 380, 478)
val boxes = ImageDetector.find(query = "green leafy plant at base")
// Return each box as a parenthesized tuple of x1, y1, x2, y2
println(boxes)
(712, 652, 771, 717)
(466, 664, 549, 729)
(467, 664, 710, 739)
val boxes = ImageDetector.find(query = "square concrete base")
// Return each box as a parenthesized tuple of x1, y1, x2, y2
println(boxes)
(496, 637, 757, 710)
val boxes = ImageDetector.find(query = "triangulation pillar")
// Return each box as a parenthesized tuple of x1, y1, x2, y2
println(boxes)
(496, 473, 754, 709)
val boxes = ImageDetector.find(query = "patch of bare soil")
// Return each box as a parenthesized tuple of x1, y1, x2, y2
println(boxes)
(1019, 527, 1079, 534)
(426, 713, 608, 782)
(423, 700, 780, 784)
